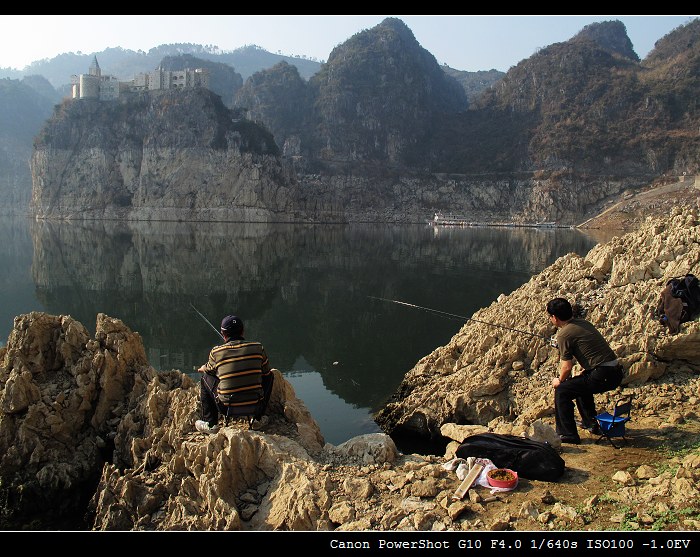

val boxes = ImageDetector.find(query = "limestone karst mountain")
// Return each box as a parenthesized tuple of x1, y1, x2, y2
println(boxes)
(4, 17, 700, 225)
(571, 19, 640, 60)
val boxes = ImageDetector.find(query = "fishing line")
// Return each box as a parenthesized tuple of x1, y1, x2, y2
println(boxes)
(368, 296, 550, 341)
(190, 303, 225, 341)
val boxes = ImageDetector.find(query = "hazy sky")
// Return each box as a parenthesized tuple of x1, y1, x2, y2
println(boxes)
(0, 15, 696, 72)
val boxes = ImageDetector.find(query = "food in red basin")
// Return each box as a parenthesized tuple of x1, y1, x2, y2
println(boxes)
(486, 468, 518, 489)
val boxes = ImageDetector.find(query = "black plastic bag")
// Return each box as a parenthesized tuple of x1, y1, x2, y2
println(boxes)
(455, 433, 565, 481)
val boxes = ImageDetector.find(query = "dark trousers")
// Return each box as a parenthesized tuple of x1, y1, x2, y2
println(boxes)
(555, 365, 623, 438)
(200, 373, 220, 426)
(200, 372, 274, 426)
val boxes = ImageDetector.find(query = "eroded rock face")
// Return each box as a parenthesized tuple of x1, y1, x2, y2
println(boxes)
(0, 311, 330, 529)
(0, 312, 157, 528)
(376, 209, 700, 439)
(29, 89, 298, 223)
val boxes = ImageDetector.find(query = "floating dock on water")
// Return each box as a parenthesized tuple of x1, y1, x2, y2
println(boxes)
(428, 213, 566, 229)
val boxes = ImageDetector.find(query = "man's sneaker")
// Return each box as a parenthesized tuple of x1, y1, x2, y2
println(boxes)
(250, 415, 269, 430)
(195, 420, 219, 434)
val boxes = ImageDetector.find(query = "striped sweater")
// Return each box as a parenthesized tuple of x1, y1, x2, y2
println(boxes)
(203, 338, 271, 407)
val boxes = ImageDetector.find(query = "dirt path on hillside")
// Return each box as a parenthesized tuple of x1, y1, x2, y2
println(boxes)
(578, 178, 699, 236)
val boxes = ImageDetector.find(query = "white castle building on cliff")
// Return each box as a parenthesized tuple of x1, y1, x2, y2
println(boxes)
(71, 56, 210, 100)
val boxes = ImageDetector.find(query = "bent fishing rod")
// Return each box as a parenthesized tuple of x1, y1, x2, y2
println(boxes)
(190, 303, 225, 341)
(368, 296, 552, 343)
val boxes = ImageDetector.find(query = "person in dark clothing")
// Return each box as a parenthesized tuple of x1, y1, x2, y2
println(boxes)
(547, 298, 624, 444)
(195, 314, 274, 434)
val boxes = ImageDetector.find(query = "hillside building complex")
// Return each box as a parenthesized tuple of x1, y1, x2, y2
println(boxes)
(71, 56, 209, 100)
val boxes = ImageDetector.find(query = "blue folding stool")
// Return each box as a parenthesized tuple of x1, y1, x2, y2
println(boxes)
(594, 395, 633, 449)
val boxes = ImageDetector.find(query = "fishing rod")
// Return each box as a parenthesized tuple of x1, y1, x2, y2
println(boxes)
(190, 303, 225, 341)
(368, 296, 551, 342)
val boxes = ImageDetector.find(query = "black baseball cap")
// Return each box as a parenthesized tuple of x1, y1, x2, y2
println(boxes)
(220, 315, 243, 334)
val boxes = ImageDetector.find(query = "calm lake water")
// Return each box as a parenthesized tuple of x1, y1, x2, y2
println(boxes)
(0, 216, 600, 445)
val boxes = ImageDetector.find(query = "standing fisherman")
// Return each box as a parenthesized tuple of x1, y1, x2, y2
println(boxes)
(547, 297, 624, 444)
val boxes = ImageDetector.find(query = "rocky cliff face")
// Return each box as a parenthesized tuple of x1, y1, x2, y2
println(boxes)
(2, 212, 699, 531)
(30, 88, 301, 222)
(0, 312, 327, 529)
(31, 87, 655, 224)
(290, 168, 653, 225)
(234, 61, 312, 158)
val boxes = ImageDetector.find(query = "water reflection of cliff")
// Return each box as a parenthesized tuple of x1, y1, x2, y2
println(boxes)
(0, 218, 42, 347)
(29, 219, 598, 411)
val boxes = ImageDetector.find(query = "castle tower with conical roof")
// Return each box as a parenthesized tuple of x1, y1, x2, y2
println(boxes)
(88, 56, 101, 77)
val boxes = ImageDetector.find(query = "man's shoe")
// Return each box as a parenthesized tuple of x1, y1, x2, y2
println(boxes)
(250, 415, 269, 430)
(195, 420, 219, 434)
(577, 421, 602, 436)
(559, 435, 581, 445)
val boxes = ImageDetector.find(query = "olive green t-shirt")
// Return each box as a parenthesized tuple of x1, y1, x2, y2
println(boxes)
(557, 318, 617, 370)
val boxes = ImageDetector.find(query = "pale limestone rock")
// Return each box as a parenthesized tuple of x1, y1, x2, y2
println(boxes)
(439, 423, 489, 443)
(0, 311, 355, 531)
(335, 433, 399, 465)
(409, 478, 440, 498)
(519, 501, 540, 519)
(413, 510, 439, 530)
(328, 501, 355, 523)
(342, 477, 373, 499)
(635, 464, 658, 479)
(488, 513, 512, 530)
(525, 419, 560, 448)
(612, 470, 636, 486)
(551, 502, 579, 521)
(447, 500, 470, 520)
(401, 496, 435, 513)
(670, 477, 700, 504)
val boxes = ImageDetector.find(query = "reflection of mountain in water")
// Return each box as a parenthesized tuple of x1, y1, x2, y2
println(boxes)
(28, 219, 598, 412)
(0, 218, 43, 346)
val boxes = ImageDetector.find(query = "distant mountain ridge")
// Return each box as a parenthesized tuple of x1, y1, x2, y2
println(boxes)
(0, 43, 324, 88)
(0, 38, 503, 102)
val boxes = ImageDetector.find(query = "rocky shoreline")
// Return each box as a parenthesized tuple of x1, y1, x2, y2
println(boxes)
(1, 209, 699, 531)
